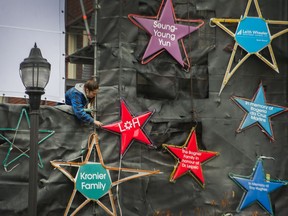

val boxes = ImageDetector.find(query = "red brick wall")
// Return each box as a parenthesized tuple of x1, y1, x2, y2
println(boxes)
(66, 0, 93, 25)
(7, 97, 27, 104)
(7, 97, 56, 106)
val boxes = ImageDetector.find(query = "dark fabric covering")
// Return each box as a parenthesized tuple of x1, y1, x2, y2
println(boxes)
(1, 0, 288, 215)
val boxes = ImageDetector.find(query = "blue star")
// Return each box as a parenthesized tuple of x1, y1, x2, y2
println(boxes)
(229, 158, 287, 215)
(0, 108, 55, 171)
(231, 83, 287, 141)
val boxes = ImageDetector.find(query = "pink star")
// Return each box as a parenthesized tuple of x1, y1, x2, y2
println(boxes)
(163, 128, 219, 187)
(102, 99, 154, 156)
(128, 0, 204, 68)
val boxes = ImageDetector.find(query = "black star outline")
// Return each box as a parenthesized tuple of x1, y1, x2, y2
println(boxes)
(50, 133, 160, 216)
(211, 0, 288, 95)
(0, 108, 55, 171)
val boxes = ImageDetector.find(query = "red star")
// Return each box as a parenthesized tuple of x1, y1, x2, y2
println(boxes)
(102, 99, 154, 156)
(163, 128, 219, 187)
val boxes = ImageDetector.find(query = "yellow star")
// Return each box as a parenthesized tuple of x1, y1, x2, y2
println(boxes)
(211, 0, 288, 95)
(51, 133, 159, 216)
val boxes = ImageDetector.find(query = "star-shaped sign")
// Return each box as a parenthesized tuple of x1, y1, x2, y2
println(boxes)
(231, 83, 287, 141)
(128, 0, 204, 69)
(0, 108, 55, 171)
(102, 99, 154, 156)
(211, 0, 288, 94)
(162, 127, 219, 187)
(229, 158, 287, 215)
(51, 133, 159, 216)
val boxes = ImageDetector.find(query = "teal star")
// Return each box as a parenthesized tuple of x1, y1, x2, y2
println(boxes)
(0, 108, 55, 171)
(231, 83, 287, 141)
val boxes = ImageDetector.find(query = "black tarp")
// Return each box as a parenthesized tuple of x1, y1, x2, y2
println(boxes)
(1, 0, 288, 215)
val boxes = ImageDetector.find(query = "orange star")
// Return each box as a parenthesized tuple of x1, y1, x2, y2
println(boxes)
(211, 0, 288, 94)
(51, 133, 159, 215)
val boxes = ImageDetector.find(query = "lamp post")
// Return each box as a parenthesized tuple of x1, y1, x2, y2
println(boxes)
(19, 43, 51, 216)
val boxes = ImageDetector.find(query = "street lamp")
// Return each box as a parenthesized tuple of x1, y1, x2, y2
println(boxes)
(19, 43, 51, 216)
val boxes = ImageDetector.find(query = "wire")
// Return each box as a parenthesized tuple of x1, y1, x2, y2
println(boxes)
(116, 156, 123, 216)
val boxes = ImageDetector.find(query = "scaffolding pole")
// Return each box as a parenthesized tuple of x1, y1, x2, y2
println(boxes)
(79, 0, 92, 44)
(93, 0, 99, 133)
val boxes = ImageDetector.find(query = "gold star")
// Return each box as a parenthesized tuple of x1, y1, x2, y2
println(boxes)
(51, 133, 159, 216)
(211, 0, 288, 95)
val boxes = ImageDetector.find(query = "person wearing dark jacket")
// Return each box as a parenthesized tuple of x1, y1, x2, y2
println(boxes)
(65, 79, 103, 127)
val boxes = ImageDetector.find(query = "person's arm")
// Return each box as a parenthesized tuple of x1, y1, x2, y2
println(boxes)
(70, 91, 94, 124)
(86, 106, 103, 127)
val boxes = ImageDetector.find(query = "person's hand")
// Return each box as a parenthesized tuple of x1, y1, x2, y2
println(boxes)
(94, 120, 103, 127)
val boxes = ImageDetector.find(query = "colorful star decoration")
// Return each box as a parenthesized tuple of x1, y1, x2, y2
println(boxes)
(51, 133, 159, 216)
(211, 0, 288, 94)
(102, 99, 154, 157)
(162, 127, 219, 187)
(229, 157, 287, 215)
(128, 0, 204, 69)
(231, 82, 287, 141)
(0, 108, 55, 171)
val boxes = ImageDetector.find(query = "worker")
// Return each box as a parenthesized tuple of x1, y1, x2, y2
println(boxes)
(65, 79, 103, 127)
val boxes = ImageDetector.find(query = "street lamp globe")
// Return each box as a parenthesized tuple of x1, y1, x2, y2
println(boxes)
(19, 43, 51, 109)
(20, 43, 50, 91)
